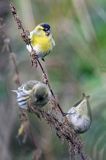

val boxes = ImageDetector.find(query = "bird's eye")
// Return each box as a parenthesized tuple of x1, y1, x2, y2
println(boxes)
(43, 28, 49, 32)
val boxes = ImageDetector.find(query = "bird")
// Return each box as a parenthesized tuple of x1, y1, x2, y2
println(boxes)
(12, 80, 50, 109)
(26, 23, 55, 61)
(66, 93, 92, 134)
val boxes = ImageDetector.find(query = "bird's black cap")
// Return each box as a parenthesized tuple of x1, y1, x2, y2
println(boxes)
(40, 23, 50, 31)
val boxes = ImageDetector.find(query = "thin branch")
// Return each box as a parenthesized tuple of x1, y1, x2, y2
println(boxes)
(29, 103, 88, 160)
(9, 1, 89, 160)
(9, 2, 64, 116)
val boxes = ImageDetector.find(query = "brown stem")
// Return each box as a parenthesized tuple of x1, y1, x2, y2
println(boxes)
(37, 59, 64, 115)
(9, 2, 88, 160)
(9, 2, 65, 116)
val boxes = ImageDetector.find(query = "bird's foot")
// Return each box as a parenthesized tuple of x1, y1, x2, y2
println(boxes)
(41, 57, 45, 62)
(63, 112, 69, 116)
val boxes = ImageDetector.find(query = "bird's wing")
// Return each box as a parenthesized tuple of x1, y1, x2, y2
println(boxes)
(52, 38, 55, 47)
(29, 31, 34, 39)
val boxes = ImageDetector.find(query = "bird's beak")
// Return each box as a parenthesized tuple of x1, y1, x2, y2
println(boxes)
(11, 90, 18, 94)
(46, 30, 50, 36)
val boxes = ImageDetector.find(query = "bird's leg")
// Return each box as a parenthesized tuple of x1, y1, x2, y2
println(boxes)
(41, 57, 45, 62)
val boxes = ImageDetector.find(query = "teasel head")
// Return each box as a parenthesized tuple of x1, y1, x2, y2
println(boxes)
(66, 93, 92, 134)
(12, 80, 50, 109)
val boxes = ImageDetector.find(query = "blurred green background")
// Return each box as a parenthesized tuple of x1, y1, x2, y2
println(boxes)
(0, 0, 106, 159)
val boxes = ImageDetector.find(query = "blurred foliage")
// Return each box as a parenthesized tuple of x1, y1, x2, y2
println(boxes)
(0, 0, 106, 159)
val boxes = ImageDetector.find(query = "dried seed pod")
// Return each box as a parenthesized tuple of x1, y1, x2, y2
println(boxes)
(66, 93, 92, 134)
(12, 80, 50, 109)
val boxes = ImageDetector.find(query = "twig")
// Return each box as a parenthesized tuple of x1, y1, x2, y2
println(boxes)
(29, 104, 88, 160)
(9, 2, 64, 116)
(9, 1, 89, 160)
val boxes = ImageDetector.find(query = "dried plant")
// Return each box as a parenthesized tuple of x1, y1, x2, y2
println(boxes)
(0, 17, 12, 160)
(9, 1, 90, 160)
(2, 19, 42, 160)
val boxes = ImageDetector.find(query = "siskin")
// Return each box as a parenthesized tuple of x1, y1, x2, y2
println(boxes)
(66, 93, 92, 134)
(12, 80, 50, 109)
(26, 23, 55, 61)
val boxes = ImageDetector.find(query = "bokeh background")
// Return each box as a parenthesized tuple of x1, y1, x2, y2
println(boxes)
(0, 0, 106, 159)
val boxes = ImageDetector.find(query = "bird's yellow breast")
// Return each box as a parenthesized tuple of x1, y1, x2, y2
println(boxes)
(31, 34, 52, 53)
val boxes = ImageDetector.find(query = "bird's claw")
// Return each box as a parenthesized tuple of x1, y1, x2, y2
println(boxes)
(63, 112, 68, 116)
